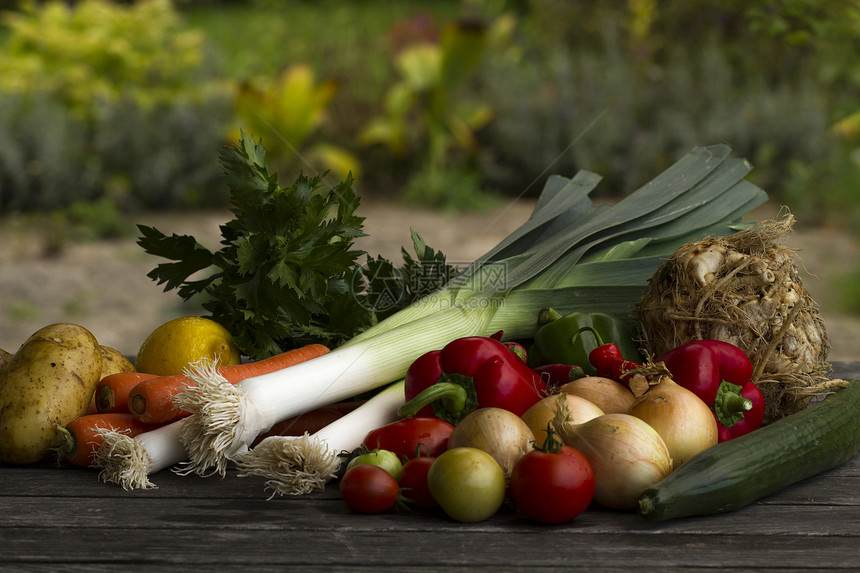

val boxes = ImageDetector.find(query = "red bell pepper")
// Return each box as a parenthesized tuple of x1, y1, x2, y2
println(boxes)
(398, 336, 549, 424)
(713, 380, 765, 441)
(658, 340, 752, 405)
(658, 339, 765, 440)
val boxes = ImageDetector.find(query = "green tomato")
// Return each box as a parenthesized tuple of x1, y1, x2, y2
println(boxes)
(427, 447, 506, 523)
(346, 448, 403, 481)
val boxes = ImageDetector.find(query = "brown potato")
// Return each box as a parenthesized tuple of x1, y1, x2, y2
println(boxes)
(0, 348, 12, 372)
(99, 345, 135, 378)
(0, 323, 103, 464)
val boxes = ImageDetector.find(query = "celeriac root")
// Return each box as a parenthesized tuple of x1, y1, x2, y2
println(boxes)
(638, 211, 836, 422)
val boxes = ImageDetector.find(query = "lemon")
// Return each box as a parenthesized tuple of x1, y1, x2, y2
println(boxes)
(135, 316, 241, 376)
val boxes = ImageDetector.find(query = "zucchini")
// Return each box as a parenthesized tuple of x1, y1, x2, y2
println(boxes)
(638, 379, 860, 521)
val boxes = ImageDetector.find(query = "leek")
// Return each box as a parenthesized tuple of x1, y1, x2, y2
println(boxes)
(92, 420, 187, 490)
(175, 144, 770, 478)
(233, 380, 405, 497)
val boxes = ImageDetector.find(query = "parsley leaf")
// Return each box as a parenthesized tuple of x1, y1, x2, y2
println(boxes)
(360, 229, 457, 321)
(138, 132, 453, 359)
(138, 132, 372, 358)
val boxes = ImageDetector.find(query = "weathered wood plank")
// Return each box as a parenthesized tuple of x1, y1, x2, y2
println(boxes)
(0, 362, 856, 570)
(0, 527, 857, 570)
(1, 479, 858, 535)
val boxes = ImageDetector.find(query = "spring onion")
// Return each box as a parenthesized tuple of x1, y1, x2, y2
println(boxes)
(175, 144, 769, 479)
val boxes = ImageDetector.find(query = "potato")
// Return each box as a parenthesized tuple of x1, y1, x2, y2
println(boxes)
(0, 348, 12, 372)
(0, 323, 103, 464)
(99, 345, 135, 378)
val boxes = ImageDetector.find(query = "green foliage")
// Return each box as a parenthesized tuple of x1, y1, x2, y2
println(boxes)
(361, 230, 457, 321)
(0, 0, 223, 120)
(138, 132, 372, 358)
(139, 133, 455, 359)
(0, 0, 233, 217)
(231, 64, 360, 182)
(475, 1, 837, 203)
(360, 15, 501, 210)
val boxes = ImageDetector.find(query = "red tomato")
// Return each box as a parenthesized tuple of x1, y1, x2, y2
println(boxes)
(398, 456, 437, 509)
(363, 417, 454, 459)
(339, 464, 400, 514)
(509, 445, 595, 524)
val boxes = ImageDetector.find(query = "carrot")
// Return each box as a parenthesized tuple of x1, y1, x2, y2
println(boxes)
(52, 413, 161, 467)
(129, 344, 330, 425)
(96, 372, 160, 414)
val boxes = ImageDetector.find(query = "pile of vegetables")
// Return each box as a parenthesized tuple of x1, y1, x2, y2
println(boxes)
(2, 136, 859, 526)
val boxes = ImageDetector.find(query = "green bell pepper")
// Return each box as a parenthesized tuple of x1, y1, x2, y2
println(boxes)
(532, 309, 644, 375)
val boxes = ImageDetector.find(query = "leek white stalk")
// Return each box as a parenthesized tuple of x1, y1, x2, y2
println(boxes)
(91, 421, 187, 490)
(176, 307, 488, 476)
(176, 145, 770, 478)
(233, 380, 405, 497)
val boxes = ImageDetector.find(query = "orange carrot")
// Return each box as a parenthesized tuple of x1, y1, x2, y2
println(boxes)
(96, 372, 160, 414)
(52, 413, 161, 467)
(129, 344, 330, 425)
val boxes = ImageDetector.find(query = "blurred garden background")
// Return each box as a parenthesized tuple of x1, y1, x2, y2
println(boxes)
(1, 0, 860, 358)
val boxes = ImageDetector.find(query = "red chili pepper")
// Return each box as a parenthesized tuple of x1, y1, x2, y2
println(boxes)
(362, 417, 454, 459)
(588, 342, 642, 386)
(398, 336, 549, 424)
(659, 339, 764, 440)
(533, 364, 586, 387)
(503, 340, 529, 363)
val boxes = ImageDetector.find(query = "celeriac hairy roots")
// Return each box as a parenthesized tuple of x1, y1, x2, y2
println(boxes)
(638, 210, 840, 422)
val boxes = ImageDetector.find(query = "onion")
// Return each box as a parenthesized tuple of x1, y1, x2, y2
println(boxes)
(521, 394, 603, 447)
(628, 375, 717, 467)
(553, 398, 672, 510)
(560, 376, 635, 414)
(448, 407, 535, 478)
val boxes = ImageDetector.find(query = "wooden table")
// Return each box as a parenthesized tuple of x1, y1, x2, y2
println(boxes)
(3, 363, 859, 572)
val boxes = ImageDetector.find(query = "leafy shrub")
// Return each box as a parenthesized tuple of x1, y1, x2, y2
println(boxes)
(0, 0, 233, 215)
(231, 64, 360, 182)
(474, 2, 834, 204)
(0, 0, 221, 119)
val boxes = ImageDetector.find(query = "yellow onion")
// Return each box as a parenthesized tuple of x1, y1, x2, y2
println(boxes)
(521, 393, 603, 447)
(448, 407, 535, 478)
(560, 376, 636, 414)
(553, 398, 673, 510)
(628, 375, 717, 467)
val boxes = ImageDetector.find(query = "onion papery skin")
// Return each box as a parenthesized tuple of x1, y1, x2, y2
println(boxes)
(560, 376, 636, 414)
(628, 377, 718, 468)
(448, 407, 535, 478)
(554, 408, 673, 510)
(521, 394, 604, 447)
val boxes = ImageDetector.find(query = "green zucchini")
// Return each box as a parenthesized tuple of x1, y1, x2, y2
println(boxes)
(638, 379, 860, 521)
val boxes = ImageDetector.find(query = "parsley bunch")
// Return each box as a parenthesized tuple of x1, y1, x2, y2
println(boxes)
(138, 133, 453, 359)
